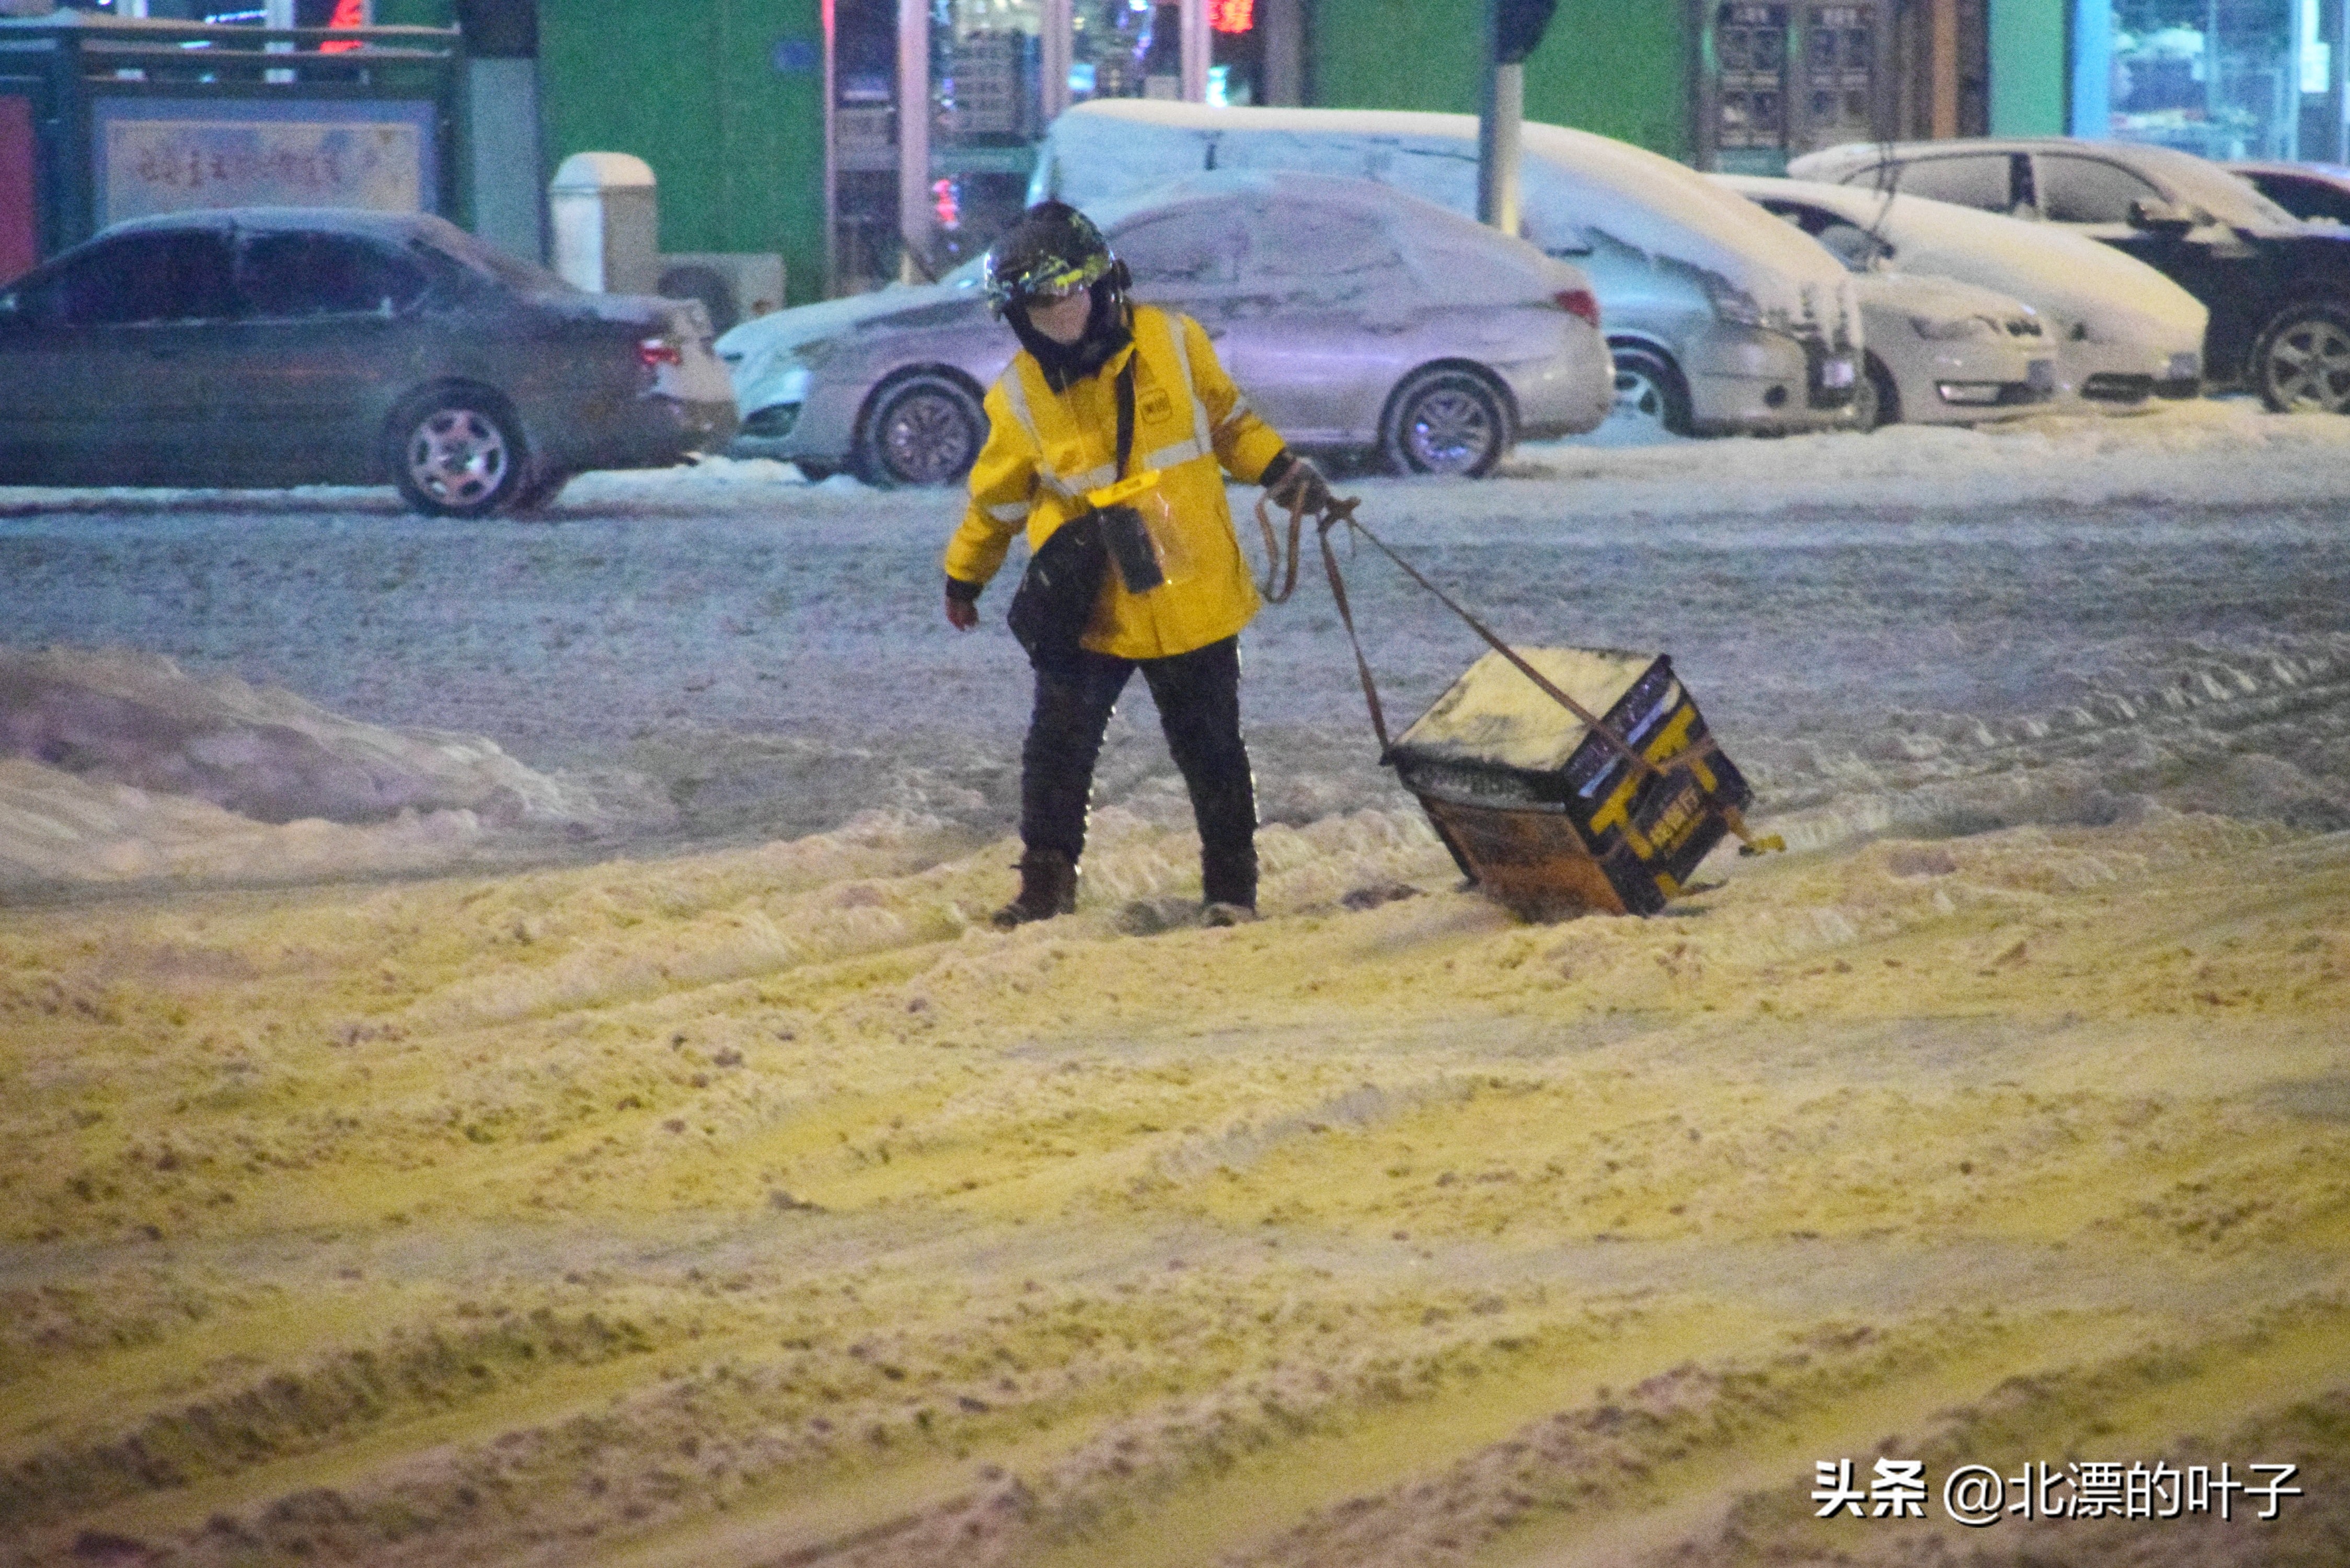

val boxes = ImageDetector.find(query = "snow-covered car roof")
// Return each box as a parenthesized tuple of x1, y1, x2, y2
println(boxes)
(1038, 100, 1851, 327)
(1788, 139, 2296, 231)
(722, 168, 1584, 366)
(1712, 174, 2207, 340)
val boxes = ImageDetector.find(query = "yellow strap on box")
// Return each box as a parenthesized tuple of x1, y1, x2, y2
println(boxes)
(1085, 469, 1162, 510)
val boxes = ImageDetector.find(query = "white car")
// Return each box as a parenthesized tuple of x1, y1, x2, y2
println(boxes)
(1033, 101, 1863, 440)
(718, 170, 1612, 483)
(1712, 175, 2207, 411)
(1842, 270, 2053, 430)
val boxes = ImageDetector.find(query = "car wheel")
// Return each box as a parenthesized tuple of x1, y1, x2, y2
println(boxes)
(1383, 366, 1510, 477)
(858, 373, 984, 486)
(1853, 352, 1900, 432)
(1609, 347, 1693, 437)
(2252, 302, 2350, 413)
(388, 390, 527, 517)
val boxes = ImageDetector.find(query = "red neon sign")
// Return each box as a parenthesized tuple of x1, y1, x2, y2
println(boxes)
(321, 0, 366, 53)
(1211, 0, 1253, 32)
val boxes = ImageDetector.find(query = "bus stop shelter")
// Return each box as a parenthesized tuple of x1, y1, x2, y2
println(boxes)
(0, 12, 459, 281)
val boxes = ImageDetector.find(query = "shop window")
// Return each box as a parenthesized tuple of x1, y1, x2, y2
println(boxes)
(2110, 0, 2306, 160)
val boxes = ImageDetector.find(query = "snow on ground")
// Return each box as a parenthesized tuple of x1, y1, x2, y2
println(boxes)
(0, 647, 664, 889)
(3, 399, 2348, 1566)
(7, 399, 2349, 891)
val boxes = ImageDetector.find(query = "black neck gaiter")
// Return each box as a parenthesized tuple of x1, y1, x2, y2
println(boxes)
(1008, 282, 1134, 393)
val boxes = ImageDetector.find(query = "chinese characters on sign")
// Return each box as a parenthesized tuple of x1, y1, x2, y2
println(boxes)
(1812, 1458, 2300, 1526)
(91, 100, 439, 228)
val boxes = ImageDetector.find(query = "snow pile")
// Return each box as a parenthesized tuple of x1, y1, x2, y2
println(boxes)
(0, 648, 639, 888)
(1504, 397, 2350, 514)
(0, 647, 597, 826)
(0, 758, 496, 886)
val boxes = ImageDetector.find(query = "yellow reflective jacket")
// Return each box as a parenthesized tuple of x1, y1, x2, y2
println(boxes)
(944, 304, 1289, 662)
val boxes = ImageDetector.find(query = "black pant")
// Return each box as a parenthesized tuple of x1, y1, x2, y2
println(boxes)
(1020, 636, 1258, 907)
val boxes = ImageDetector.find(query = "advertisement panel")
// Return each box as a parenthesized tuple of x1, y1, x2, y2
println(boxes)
(90, 96, 438, 227)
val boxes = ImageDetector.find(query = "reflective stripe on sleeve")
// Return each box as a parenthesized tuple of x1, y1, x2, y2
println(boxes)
(986, 500, 1029, 522)
(1142, 436, 1208, 472)
(1162, 318, 1214, 453)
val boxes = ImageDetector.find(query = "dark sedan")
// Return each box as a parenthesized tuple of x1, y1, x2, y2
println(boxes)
(1790, 137, 2350, 414)
(0, 209, 736, 515)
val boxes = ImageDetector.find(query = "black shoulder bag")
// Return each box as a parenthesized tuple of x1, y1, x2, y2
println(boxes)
(1006, 358, 1161, 670)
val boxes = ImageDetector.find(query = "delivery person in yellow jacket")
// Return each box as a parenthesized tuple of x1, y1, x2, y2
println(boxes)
(942, 202, 1330, 929)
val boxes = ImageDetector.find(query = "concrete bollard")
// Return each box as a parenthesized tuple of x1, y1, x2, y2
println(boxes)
(549, 151, 658, 294)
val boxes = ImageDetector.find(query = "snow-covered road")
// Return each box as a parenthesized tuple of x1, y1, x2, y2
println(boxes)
(4, 398, 2349, 883)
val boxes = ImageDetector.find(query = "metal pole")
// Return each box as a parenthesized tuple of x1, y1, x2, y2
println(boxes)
(823, 0, 837, 298)
(1042, 0, 1073, 125)
(897, 0, 929, 282)
(1477, 0, 1522, 233)
(1181, 0, 1211, 102)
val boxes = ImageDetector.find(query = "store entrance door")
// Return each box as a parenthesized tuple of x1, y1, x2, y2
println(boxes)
(1699, 0, 1892, 172)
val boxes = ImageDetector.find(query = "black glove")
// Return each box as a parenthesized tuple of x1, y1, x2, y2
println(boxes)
(1261, 451, 1332, 517)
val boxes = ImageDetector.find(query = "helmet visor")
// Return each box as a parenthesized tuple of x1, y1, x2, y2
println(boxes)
(986, 246, 1115, 312)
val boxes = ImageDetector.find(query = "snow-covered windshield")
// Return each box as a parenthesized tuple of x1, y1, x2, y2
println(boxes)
(2109, 144, 2298, 226)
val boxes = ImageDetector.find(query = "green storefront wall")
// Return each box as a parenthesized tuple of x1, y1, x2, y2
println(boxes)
(1988, 0, 2068, 136)
(387, 0, 829, 305)
(1311, 0, 1694, 160)
(539, 0, 827, 305)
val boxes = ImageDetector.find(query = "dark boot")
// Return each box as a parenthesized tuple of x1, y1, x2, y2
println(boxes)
(991, 848, 1078, 929)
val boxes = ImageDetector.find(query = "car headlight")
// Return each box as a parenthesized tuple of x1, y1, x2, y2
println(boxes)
(764, 364, 812, 405)
(1910, 314, 1998, 341)
(1706, 284, 1767, 328)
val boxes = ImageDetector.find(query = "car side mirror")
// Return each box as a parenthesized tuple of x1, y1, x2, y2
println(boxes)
(2128, 198, 2197, 235)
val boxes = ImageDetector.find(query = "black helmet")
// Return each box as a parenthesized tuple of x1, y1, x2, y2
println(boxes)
(982, 201, 1127, 318)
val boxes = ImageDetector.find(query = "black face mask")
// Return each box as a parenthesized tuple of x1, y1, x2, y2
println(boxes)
(1006, 279, 1133, 393)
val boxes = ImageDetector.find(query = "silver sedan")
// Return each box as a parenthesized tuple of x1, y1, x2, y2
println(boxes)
(719, 170, 1615, 485)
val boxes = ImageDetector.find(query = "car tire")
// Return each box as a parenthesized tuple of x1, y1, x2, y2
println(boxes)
(387, 389, 528, 517)
(509, 466, 571, 515)
(1381, 366, 1511, 478)
(1609, 346, 1694, 437)
(1853, 352, 1900, 432)
(2251, 301, 2350, 414)
(857, 372, 985, 487)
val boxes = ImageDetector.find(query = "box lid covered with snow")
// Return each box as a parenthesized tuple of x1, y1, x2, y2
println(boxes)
(1388, 647, 1753, 918)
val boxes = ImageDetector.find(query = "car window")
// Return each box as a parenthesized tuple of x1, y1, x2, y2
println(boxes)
(2037, 155, 2166, 224)
(1886, 154, 2017, 212)
(1817, 218, 1891, 270)
(238, 230, 430, 317)
(2252, 172, 2350, 223)
(1247, 204, 1403, 280)
(23, 230, 236, 326)
(1110, 211, 1242, 286)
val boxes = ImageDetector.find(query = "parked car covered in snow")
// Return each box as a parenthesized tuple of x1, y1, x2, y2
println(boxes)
(1714, 174, 2207, 410)
(0, 209, 736, 516)
(1788, 138, 2350, 414)
(1818, 263, 2049, 431)
(1030, 100, 1863, 439)
(720, 170, 1614, 483)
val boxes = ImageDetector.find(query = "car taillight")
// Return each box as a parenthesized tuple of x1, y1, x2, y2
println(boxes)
(637, 337, 684, 367)
(1553, 289, 1601, 327)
